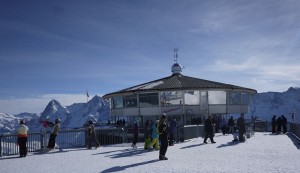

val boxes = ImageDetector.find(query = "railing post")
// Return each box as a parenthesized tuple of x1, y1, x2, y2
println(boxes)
(0, 134, 2, 157)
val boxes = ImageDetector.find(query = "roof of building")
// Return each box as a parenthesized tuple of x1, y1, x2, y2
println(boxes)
(103, 73, 257, 98)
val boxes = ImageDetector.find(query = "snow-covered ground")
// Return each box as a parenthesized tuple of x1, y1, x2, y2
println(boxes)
(1, 132, 300, 173)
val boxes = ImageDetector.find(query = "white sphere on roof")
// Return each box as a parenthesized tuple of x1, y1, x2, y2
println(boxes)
(171, 63, 182, 74)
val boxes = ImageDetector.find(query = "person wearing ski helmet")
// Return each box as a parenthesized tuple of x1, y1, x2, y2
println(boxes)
(17, 120, 29, 157)
(47, 118, 61, 149)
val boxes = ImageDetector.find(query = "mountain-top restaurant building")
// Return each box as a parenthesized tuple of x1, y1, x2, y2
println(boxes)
(103, 51, 257, 126)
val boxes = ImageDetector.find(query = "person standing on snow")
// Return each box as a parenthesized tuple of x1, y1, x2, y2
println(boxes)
(228, 116, 235, 134)
(47, 118, 60, 150)
(281, 115, 287, 134)
(169, 118, 177, 146)
(271, 115, 277, 134)
(132, 120, 139, 148)
(221, 117, 227, 135)
(87, 120, 100, 149)
(237, 113, 246, 142)
(144, 120, 151, 150)
(158, 113, 169, 160)
(276, 116, 282, 134)
(148, 120, 160, 150)
(17, 120, 29, 157)
(203, 115, 216, 144)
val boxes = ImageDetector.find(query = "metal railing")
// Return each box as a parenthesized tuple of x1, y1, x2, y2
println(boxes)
(0, 127, 125, 157)
(254, 121, 291, 132)
(290, 122, 300, 139)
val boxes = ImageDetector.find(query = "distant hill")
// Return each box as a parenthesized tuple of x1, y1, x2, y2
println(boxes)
(1, 88, 300, 133)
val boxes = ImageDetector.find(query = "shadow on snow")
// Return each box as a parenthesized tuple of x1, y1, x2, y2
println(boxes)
(100, 159, 160, 173)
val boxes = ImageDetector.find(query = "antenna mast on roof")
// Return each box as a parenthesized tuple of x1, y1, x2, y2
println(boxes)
(173, 48, 178, 63)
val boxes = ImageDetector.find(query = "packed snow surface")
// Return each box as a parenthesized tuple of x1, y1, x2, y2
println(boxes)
(1, 132, 300, 173)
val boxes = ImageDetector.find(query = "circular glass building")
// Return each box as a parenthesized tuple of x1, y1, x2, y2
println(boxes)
(103, 51, 257, 126)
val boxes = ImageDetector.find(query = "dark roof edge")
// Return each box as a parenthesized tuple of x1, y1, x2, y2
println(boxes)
(103, 74, 257, 98)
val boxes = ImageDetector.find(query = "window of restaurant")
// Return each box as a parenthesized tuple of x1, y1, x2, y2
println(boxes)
(139, 93, 159, 107)
(160, 91, 183, 106)
(123, 94, 138, 108)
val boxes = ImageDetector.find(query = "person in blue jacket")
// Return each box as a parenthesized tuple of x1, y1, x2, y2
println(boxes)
(148, 120, 159, 150)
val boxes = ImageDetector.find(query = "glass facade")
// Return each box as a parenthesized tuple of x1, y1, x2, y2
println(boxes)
(112, 95, 123, 108)
(241, 92, 249, 104)
(108, 90, 252, 126)
(139, 93, 159, 107)
(227, 91, 242, 105)
(160, 91, 183, 106)
(200, 91, 208, 110)
(184, 91, 200, 105)
(123, 94, 138, 107)
(208, 91, 226, 104)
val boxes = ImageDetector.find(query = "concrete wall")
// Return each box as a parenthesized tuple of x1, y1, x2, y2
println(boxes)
(179, 125, 205, 141)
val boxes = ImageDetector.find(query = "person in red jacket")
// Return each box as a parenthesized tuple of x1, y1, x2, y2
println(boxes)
(17, 120, 29, 157)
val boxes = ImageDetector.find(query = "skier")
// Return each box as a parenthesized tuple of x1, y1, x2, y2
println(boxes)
(203, 115, 216, 144)
(158, 113, 169, 160)
(47, 118, 60, 150)
(17, 120, 29, 157)
(87, 120, 100, 149)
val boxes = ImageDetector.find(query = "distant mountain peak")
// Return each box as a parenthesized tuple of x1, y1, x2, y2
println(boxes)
(287, 87, 300, 92)
(41, 99, 64, 117)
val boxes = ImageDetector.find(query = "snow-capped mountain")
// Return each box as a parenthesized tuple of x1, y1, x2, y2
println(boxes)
(1, 88, 300, 134)
(249, 87, 300, 122)
(0, 95, 109, 133)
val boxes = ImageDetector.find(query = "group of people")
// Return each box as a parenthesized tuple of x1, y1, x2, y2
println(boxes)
(220, 116, 235, 135)
(204, 113, 247, 144)
(272, 114, 288, 134)
(132, 113, 177, 160)
(17, 118, 61, 157)
(17, 113, 249, 159)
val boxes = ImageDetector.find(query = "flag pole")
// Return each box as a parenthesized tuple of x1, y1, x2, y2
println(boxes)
(86, 90, 89, 102)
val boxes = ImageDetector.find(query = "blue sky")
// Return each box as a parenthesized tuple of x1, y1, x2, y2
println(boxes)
(1, 0, 300, 114)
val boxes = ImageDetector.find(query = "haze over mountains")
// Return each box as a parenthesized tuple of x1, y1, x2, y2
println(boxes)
(1, 87, 300, 133)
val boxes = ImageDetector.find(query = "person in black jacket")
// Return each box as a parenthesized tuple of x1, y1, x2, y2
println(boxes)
(272, 115, 277, 134)
(276, 116, 282, 134)
(203, 115, 216, 144)
(228, 116, 235, 134)
(158, 113, 169, 160)
(237, 113, 246, 142)
(281, 115, 287, 134)
(131, 121, 139, 148)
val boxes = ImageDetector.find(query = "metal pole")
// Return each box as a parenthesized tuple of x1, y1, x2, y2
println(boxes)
(0, 134, 2, 157)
